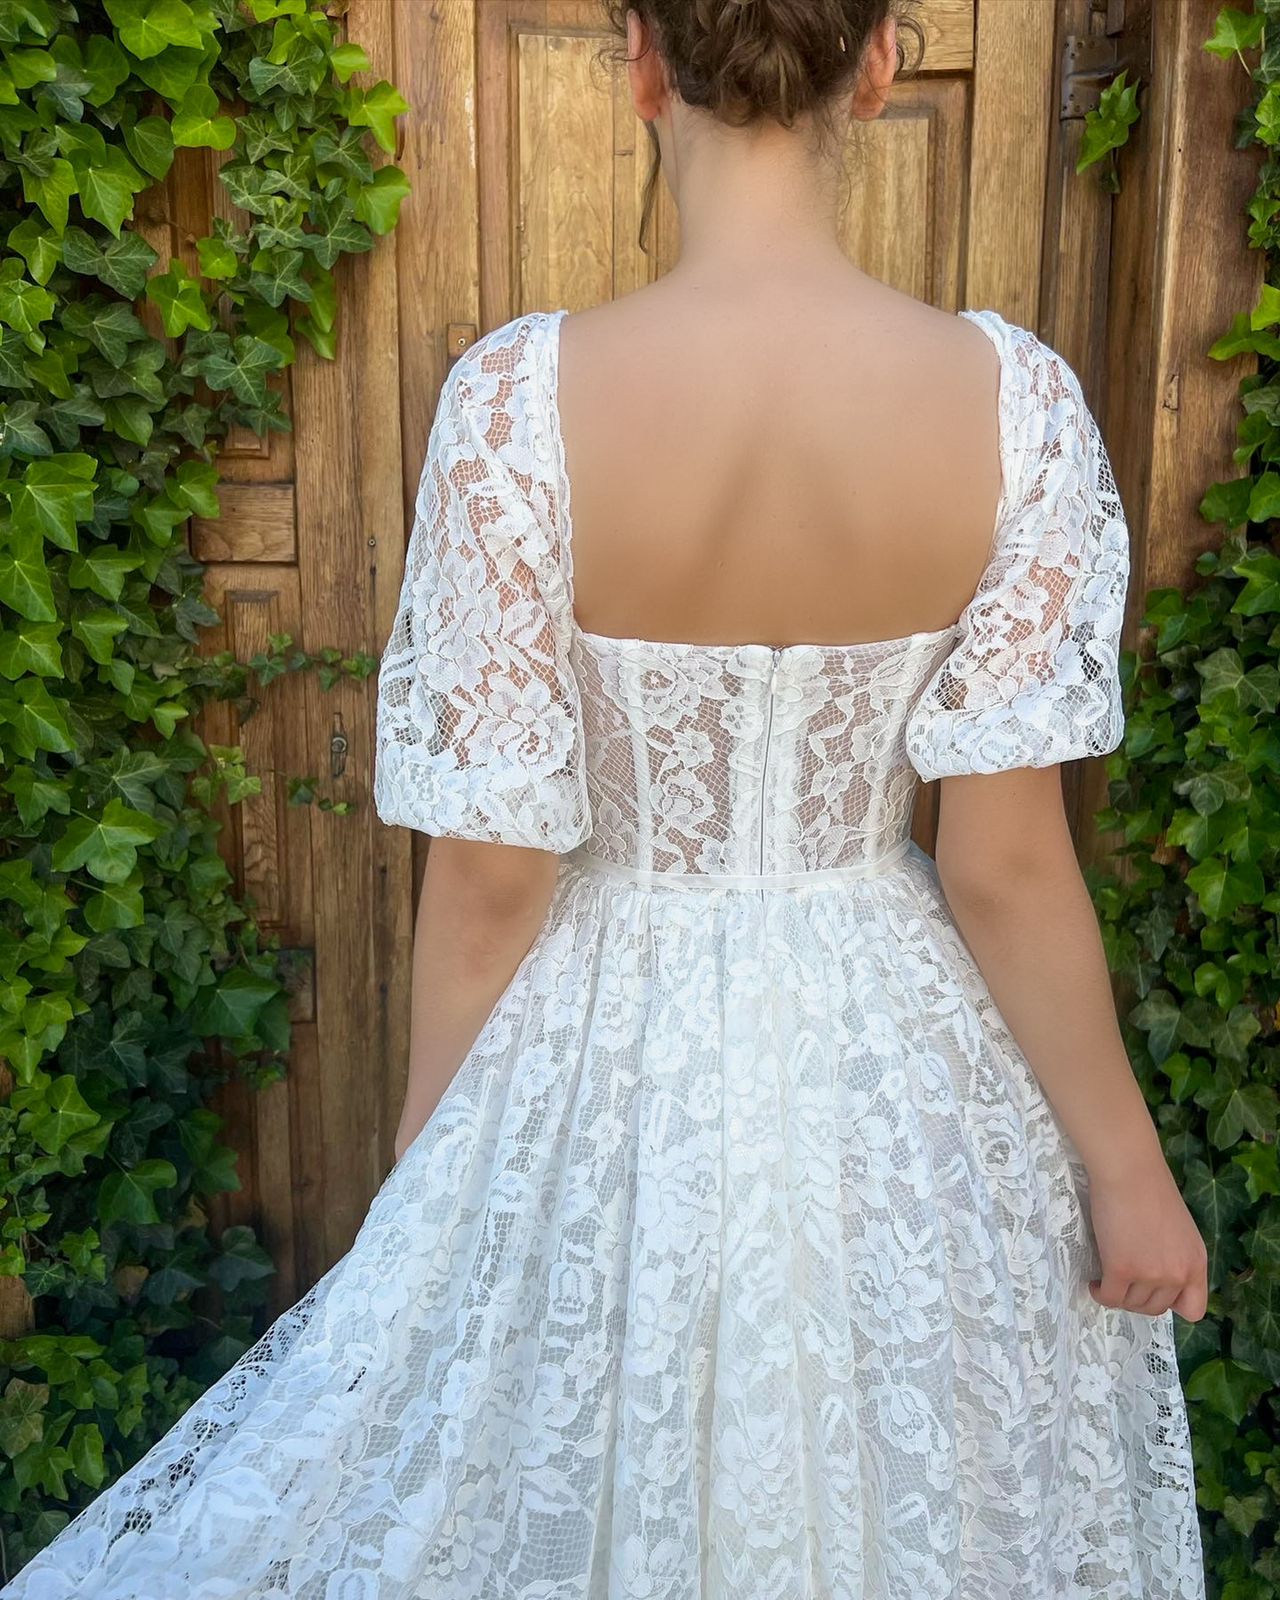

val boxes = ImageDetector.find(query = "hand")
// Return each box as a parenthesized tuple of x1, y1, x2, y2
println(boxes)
(1085, 1158, 1208, 1321)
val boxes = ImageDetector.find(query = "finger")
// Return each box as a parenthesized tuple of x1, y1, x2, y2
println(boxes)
(1129, 1285, 1175, 1317)
(1088, 1273, 1131, 1310)
(1172, 1279, 1208, 1323)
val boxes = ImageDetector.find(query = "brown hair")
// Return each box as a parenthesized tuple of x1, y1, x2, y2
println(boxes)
(600, 0, 924, 248)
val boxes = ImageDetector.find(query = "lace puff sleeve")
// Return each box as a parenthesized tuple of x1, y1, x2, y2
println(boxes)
(373, 318, 591, 850)
(904, 317, 1130, 781)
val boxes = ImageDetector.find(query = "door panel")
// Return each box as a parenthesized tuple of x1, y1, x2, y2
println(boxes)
(196, 1, 1118, 1308)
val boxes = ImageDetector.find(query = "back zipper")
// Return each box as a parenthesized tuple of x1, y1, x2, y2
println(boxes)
(758, 647, 782, 873)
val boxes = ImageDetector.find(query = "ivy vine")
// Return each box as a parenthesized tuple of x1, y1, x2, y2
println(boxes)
(1077, 68, 1142, 191)
(1090, 4, 1280, 1590)
(0, 0, 405, 1576)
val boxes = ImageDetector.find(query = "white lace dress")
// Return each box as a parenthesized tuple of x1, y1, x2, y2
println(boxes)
(5, 309, 1206, 1600)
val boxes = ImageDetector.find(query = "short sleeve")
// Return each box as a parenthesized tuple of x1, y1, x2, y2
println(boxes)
(904, 316, 1130, 781)
(373, 316, 591, 850)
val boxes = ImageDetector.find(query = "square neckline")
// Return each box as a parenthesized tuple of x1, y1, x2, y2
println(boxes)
(542, 303, 1009, 661)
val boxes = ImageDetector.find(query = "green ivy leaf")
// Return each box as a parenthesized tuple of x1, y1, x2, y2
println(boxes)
(344, 79, 409, 154)
(0, 1379, 48, 1458)
(1204, 7, 1266, 58)
(1186, 855, 1265, 918)
(62, 226, 157, 297)
(196, 234, 239, 280)
(189, 966, 279, 1040)
(1201, 476, 1253, 526)
(84, 871, 144, 932)
(0, 620, 62, 679)
(51, 798, 163, 883)
(82, 32, 131, 107)
(1076, 70, 1141, 181)
(70, 607, 128, 665)
(328, 41, 368, 83)
(0, 258, 55, 333)
(75, 144, 147, 237)
(1129, 989, 1181, 1061)
(209, 1224, 274, 1291)
(7, 216, 62, 286)
(21, 1075, 101, 1156)
(122, 112, 175, 179)
(1205, 1083, 1280, 1149)
(7, 452, 96, 548)
(1247, 469, 1280, 522)
(353, 163, 410, 236)
(97, 1159, 178, 1227)
(1185, 1357, 1268, 1424)
(1183, 1158, 1251, 1284)
(104, 0, 209, 60)
(171, 84, 236, 151)
(1234, 1141, 1280, 1202)
(146, 260, 213, 337)
(187, 332, 287, 402)
(66, 1422, 105, 1489)
(21, 154, 75, 233)
(1231, 547, 1280, 614)
(67, 543, 146, 601)
(3, 674, 74, 757)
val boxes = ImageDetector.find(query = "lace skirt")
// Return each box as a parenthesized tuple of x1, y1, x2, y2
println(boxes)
(3, 845, 1205, 1600)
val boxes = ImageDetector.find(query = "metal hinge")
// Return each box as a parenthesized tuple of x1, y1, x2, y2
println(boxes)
(1060, 0, 1153, 120)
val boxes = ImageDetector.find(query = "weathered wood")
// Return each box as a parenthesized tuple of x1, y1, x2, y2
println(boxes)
(190, 484, 297, 564)
(198, 563, 314, 1312)
(965, 0, 1057, 324)
(285, 0, 404, 1264)
(1133, 3, 1262, 596)
(1037, 0, 1122, 847)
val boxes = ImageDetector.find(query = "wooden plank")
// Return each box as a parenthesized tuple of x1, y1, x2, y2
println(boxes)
(1037, 0, 1119, 845)
(197, 564, 315, 945)
(284, 0, 405, 1261)
(841, 78, 967, 307)
(915, 0, 975, 73)
(519, 27, 617, 312)
(842, 106, 932, 298)
(198, 562, 315, 1304)
(478, 1, 527, 329)
(190, 483, 297, 563)
(1140, 2, 1262, 594)
(965, 0, 1056, 322)
(389, 0, 482, 1171)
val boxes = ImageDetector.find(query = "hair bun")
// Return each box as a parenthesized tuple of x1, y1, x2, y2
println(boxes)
(609, 0, 916, 130)
(687, 0, 852, 126)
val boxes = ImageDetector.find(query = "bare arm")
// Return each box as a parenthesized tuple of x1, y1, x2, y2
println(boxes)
(934, 766, 1208, 1321)
(394, 838, 560, 1163)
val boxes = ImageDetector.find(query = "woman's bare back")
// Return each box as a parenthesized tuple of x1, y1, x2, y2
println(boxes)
(557, 271, 1004, 649)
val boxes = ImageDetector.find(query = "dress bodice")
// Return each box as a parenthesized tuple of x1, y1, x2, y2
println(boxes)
(570, 624, 956, 877)
(372, 307, 1129, 861)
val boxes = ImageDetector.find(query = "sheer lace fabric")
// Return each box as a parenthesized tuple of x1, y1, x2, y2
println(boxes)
(4, 309, 1205, 1600)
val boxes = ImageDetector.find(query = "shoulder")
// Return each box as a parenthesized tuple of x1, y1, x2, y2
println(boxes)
(438, 311, 561, 456)
(447, 310, 559, 397)
(960, 307, 1090, 415)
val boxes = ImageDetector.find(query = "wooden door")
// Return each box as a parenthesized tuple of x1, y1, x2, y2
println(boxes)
(221, 0, 1180, 1310)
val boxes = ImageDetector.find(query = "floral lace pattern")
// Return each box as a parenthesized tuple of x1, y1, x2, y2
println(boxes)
(903, 310, 1130, 780)
(373, 314, 589, 851)
(4, 309, 1206, 1600)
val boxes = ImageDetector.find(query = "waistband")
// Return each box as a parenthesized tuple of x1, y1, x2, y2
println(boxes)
(562, 838, 911, 892)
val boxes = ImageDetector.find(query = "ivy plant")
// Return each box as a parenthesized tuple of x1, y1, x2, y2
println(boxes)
(1089, 4, 1280, 1591)
(0, 0, 405, 1577)
(1077, 69, 1142, 191)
